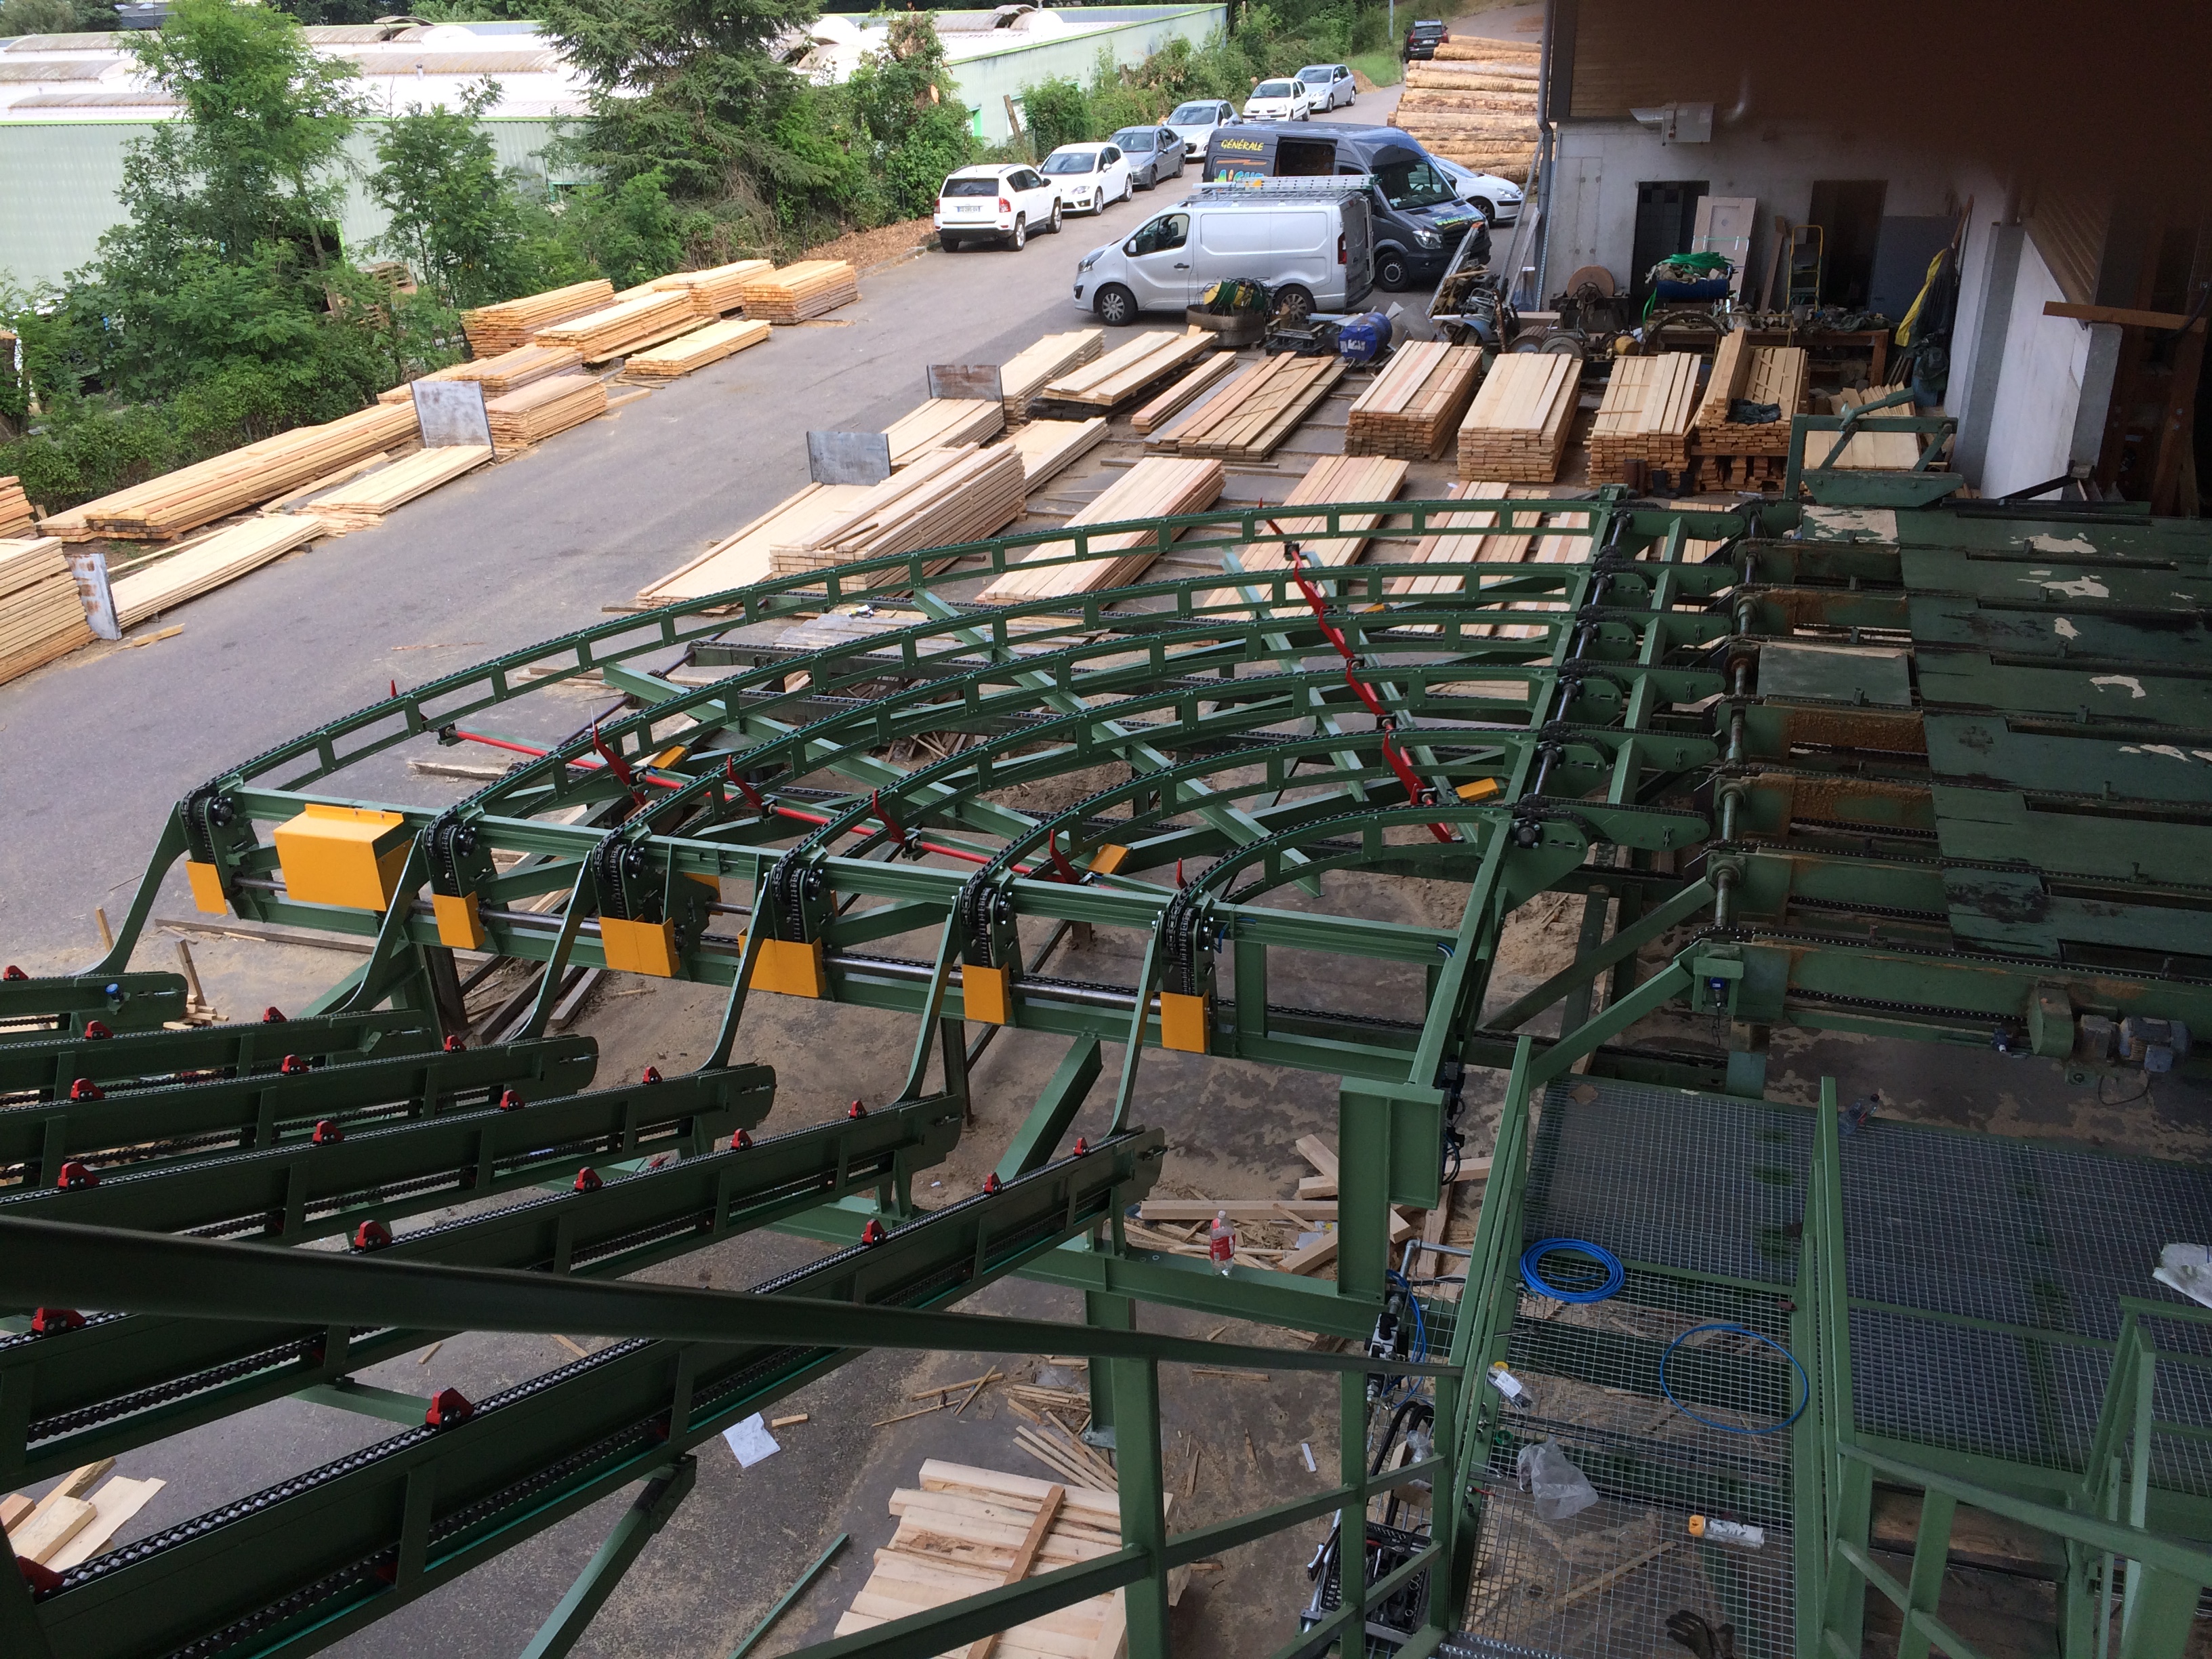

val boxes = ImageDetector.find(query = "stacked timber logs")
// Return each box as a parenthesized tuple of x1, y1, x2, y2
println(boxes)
(1586, 352, 1700, 483)
(647, 260, 773, 319)
(884, 398, 1005, 467)
(460, 279, 615, 356)
(1145, 351, 1343, 461)
(1456, 352, 1578, 483)
(1034, 329, 1213, 417)
(737, 261, 861, 323)
(1000, 329, 1104, 425)
(1346, 342, 1483, 459)
(623, 319, 771, 382)
(485, 374, 609, 448)
(1391, 34, 1541, 182)
(0, 476, 34, 537)
(769, 444, 1025, 577)
(979, 456, 1223, 603)
(0, 536, 93, 687)
(533, 290, 700, 363)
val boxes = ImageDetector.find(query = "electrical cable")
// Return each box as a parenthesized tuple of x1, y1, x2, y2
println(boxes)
(1519, 1237, 1624, 1304)
(1658, 1322, 1809, 1436)
(1385, 1269, 1429, 1364)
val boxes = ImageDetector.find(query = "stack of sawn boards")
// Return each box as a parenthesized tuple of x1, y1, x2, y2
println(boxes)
(0, 476, 34, 537)
(109, 515, 326, 629)
(1346, 341, 1483, 459)
(485, 375, 608, 448)
(769, 444, 1025, 577)
(979, 456, 1222, 604)
(1693, 331, 1808, 456)
(1457, 350, 1578, 483)
(377, 343, 583, 404)
(1269, 454, 1411, 569)
(737, 260, 860, 323)
(0, 536, 93, 687)
(1000, 329, 1105, 425)
(1390, 34, 1540, 182)
(623, 319, 770, 382)
(1036, 329, 1214, 417)
(534, 290, 700, 363)
(1147, 350, 1343, 462)
(303, 447, 494, 533)
(885, 398, 1006, 467)
(648, 259, 772, 319)
(461, 279, 615, 356)
(1585, 352, 1700, 482)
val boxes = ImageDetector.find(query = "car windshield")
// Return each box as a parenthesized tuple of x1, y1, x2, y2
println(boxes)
(1170, 103, 1216, 123)
(1255, 80, 1296, 97)
(941, 177, 998, 197)
(1374, 158, 1456, 210)
(1114, 131, 1155, 151)
(1042, 152, 1098, 174)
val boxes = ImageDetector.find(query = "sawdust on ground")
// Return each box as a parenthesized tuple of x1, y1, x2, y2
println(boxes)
(800, 217, 937, 272)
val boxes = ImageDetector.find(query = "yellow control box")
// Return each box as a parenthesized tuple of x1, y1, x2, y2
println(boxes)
(1158, 990, 1211, 1054)
(272, 804, 411, 912)
(963, 962, 1013, 1025)
(751, 936, 829, 999)
(432, 891, 488, 952)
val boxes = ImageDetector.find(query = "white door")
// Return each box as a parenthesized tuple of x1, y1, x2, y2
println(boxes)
(1122, 212, 1194, 309)
(1694, 196, 1759, 295)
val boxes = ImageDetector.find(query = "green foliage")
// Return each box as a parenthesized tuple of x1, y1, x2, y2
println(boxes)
(0, 0, 113, 34)
(553, 169, 707, 291)
(1020, 75, 1091, 157)
(846, 13, 974, 222)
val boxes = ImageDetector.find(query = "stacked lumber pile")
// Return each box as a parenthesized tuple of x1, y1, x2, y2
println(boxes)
(1007, 417, 1109, 491)
(378, 343, 583, 403)
(737, 260, 860, 323)
(1130, 353, 1240, 434)
(42, 402, 419, 541)
(638, 482, 878, 605)
(110, 514, 325, 628)
(1148, 350, 1343, 461)
(770, 444, 1025, 577)
(836, 1462, 1140, 1659)
(1586, 352, 1700, 483)
(1346, 342, 1483, 459)
(1456, 352, 1578, 483)
(884, 397, 1005, 467)
(485, 374, 608, 449)
(0, 536, 94, 687)
(1803, 386, 1931, 470)
(533, 289, 699, 363)
(1269, 455, 1410, 568)
(979, 456, 1222, 605)
(460, 279, 615, 356)
(1392, 34, 1540, 182)
(623, 318, 771, 382)
(648, 259, 772, 319)
(302, 446, 493, 533)
(1000, 328, 1104, 425)
(3, 1460, 165, 1577)
(0, 476, 34, 537)
(1036, 329, 1213, 416)
(1691, 331, 1807, 472)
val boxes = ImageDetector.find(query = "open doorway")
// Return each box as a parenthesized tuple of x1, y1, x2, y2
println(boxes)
(1807, 180, 1887, 309)
(1629, 180, 1708, 304)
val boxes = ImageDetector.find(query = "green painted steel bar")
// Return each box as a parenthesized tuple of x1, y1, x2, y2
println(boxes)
(0, 1008, 439, 1098)
(1114, 1357, 1172, 1659)
(0, 971, 189, 1036)
(519, 1458, 697, 1659)
(1483, 876, 1716, 1033)
(726, 1532, 848, 1659)
(1829, 1537, 1997, 1659)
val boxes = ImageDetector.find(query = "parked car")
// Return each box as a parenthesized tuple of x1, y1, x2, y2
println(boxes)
(1403, 19, 1449, 59)
(935, 163, 1061, 250)
(1041, 142, 1132, 214)
(1110, 125, 1185, 190)
(1242, 77, 1314, 121)
(1164, 99, 1239, 159)
(1296, 63, 1357, 111)
(1432, 157, 1523, 226)
(1073, 180, 1374, 326)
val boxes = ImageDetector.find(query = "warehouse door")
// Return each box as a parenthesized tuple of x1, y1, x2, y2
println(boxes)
(1629, 180, 1708, 304)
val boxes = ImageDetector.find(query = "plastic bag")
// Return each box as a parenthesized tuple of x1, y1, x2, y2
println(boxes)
(1515, 1437, 1599, 1521)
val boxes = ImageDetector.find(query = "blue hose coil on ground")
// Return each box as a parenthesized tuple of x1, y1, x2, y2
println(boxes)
(1660, 1322, 1809, 1435)
(1519, 1237, 1624, 1303)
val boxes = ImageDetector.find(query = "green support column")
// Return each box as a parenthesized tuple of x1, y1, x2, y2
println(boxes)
(1424, 1372, 1462, 1637)
(1086, 1289, 1134, 1446)
(1340, 1370, 1370, 1635)
(1336, 1092, 1390, 1304)
(1111, 1357, 1172, 1659)
(1896, 1489, 1958, 1659)
(2116, 1565, 2203, 1659)
(519, 1457, 698, 1659)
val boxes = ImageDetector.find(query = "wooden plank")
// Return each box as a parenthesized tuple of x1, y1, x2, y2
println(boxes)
(12, 1494, 94, 1565)
(1140, 1200, 1338, 1221)
(43, 1476, 165, 1573)
(1006, 419, 1109, 491)
(110, 514, 326, 629)
(977, 457, 1223, 603)
(2044, 300, 2207, 332)
(1295, 1134, 1338, 1180)
(1130, 353, 1240, 434)
(622, 316, 771, 380)
(964, 1484, 1065, 1659)
(638, 482, 875, 605)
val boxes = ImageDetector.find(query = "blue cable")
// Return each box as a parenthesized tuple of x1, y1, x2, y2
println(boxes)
(1385, 1270, 1429, 1364)
(1520, 1237, 1624, 1304)
(1660, 1322, 1809, 1436)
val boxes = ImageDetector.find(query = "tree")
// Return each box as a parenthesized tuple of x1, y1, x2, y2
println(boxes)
(846, 14, 972, 222)
(0, 0, 99, 34)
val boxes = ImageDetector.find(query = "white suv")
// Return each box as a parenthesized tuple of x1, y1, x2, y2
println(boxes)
(936, 165, 1062, 251)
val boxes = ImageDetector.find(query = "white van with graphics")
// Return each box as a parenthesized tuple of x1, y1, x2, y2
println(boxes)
(1071, 178, 1374, 325)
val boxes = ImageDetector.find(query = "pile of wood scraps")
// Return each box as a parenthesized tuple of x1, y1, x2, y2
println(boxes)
(769, 444, 1025, 578)
(1266, 453, 1410, 568)
(978, 455, 1223, 604)
(621, 317, 771, 382)
(1130, 352, 1240, 435)
(637, 481, 879, 605)
(737, 260, 861, 323)
(3, 1460, 165, 1578)
(1006, 417, 1109, 491)
(1000, 328, 1105, 424)
(0, 535, 94, 687)
(1010, 1414, 1118, 1492)
(1, 474, 36, 537)
(485, 374, 608, 449)
(1457, 352, 1578, 483)
(884, 396, 1005, 466)
(460, 278, 615, 356)
(647, 258, 772, 319)
(533, 289, 699, 363)
(109, 514, 325, 629)
(1147, 350, 1343, 461)
(1692, 332, 1807, 457)
(1586, 352, 1700, 483)
(1346, 341, 1483, 459)
(1391, 34, 1540, 180)
(1036, 329, 1214, 416)
(300, 446, 493, 533)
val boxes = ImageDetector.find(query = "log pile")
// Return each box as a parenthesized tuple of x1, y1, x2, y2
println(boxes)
(1692, 332, 1807, 456)
(302, 446, 493, 533)
(769, 444, 1025, 578)
(647, 259, 773, 319)
(460, 279, 615, 356)
(737, 260, 861, 323)
(41, 402, 420, 541)
(1586, 352, 1700, 482)
(0, 537, 93, 687)
(110, 514, 327, 629)
(979, 456, 1222, 604)
(622, 318, 771, 382)
(1269, 454, 1411, 569)
(0, 476, 35, 537)
(1006, 417, 1109, 491)
(379, 343, 584, 403)
(1000, 329, 1104, 425)
(1391, 35, 1540, 180)
(485, 374, 609, 449)
(1457, 351, 1578, 483)
(1147, 350, 1343, 461)
(1036, 329, 1214, 416)
(638, 482, 878, 605)
(1346, 341, 1483, 459)
(533, 290, 700, 363)
(884, 397, 1005, 468)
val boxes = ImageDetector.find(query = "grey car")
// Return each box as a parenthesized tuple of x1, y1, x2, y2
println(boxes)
(1110, 126, 1186, 190)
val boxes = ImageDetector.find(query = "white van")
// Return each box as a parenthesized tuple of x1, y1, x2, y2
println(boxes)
(1071, 179, 1374, 325)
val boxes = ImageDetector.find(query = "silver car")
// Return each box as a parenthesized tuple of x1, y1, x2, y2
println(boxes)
(1163, 99, 1238, 160)
(1296, 63, 1357, 111)
(1110, 125, 1186, 190)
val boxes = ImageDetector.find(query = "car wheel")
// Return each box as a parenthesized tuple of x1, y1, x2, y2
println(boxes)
(940, 234, 963, 252)
(1008, 213, 1025, 250)
(1094, 283, 1138, 327)
(1471, 197, 1496, 224)
(1048, 201, 1063, 234)
(1277, 285, 1315, 323)
(1374, 252, 1410, 291)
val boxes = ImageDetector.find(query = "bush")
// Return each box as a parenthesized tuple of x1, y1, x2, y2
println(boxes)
(1020, 76, 1091, 157)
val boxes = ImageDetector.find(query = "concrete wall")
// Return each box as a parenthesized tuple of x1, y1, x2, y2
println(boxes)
(1975, 237, 2092, 498)
(949, 4, 1226, 144)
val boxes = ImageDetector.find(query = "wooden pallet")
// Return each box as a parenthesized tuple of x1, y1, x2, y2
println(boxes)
(1456, 352, 1578, 483)
(1036, 329, 1214, 415)
(485, 374, 608, 448)
(1586, 352, 1701, 482)
(1001, 329, 1105, 426)
(1147, 352, 1343, 462)
(638, 483, 878, 606)
(621, 318, 770, 382)
(1270, 454, 1410, 569)
(109, 514, 327, 629)
(0, 537, 94, 687)
(884, 398, 1006, 468)
(1692, 332, 1806, 455)
(769, 444, 1025, 579)
(1006, 418, 1109, 491)
(647, 258, 772, 320)
(979, 456, 1223, 605)
(533, 291, 701, 363)
(302, 446, 493, 532)
(1347, 342, 1483, 459)
(460, 279, 615, 356)
(1, 475, 38, 538)
(1129, 353, 1241, 434)
(737, 260, 860, 323)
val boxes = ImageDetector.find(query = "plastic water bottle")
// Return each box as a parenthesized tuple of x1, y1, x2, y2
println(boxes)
(1689, 1515, 1764, 1549)
(1209, 1210, 1235, 1275)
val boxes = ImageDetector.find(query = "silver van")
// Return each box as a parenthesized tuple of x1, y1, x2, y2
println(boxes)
(1072, 179, 1374, 325)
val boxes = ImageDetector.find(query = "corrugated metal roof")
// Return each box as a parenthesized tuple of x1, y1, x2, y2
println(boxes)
(0, 60, 108, 80)
(302, 24, 426, 43)
(3, 32, 118, 51)
(337, 49, 561, 75)
(9, 89, 176, 108)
